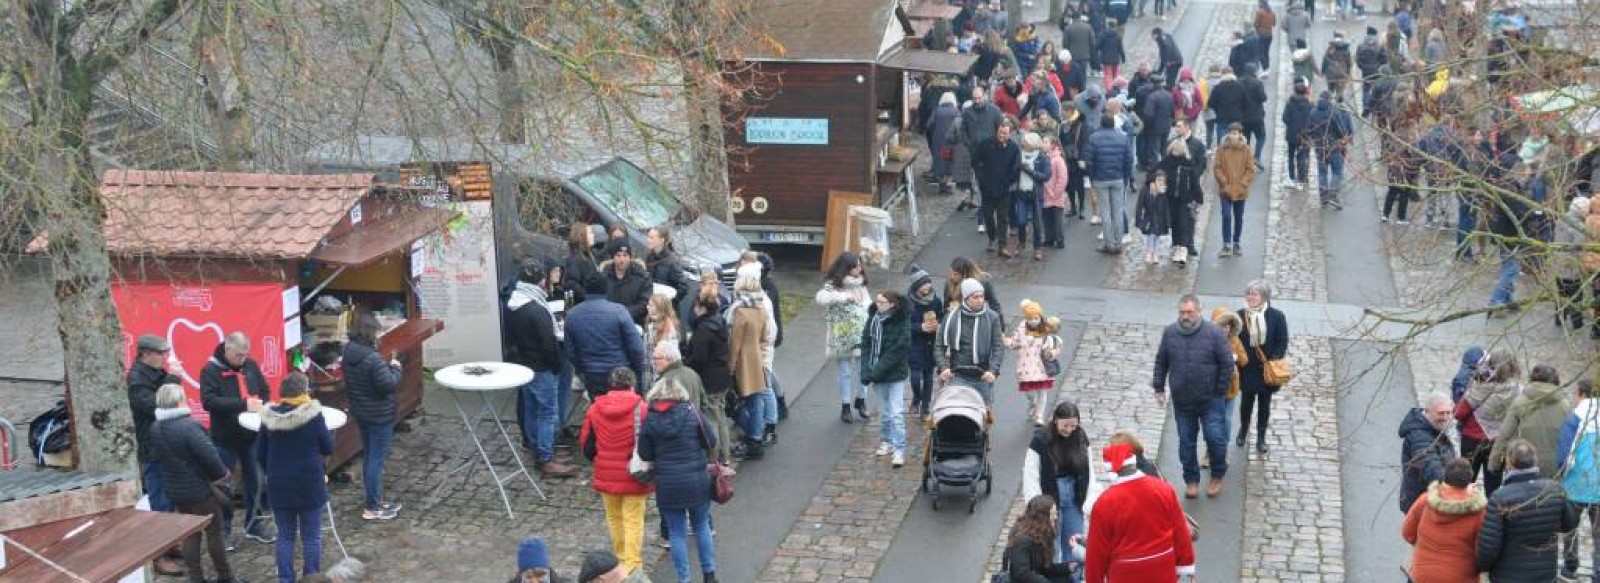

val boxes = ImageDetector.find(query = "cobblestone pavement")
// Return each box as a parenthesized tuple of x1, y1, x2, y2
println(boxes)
(1102, 2, 1233, 295)
(980, 322, 1170, 580)
(155, 412, 666, 582)
(1263, 24, 1329, 303)
(1239, 336, 1344, 582)
(756, 413, 927, 583)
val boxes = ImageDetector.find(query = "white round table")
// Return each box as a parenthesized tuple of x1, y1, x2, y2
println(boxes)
(433, 361, 545, 518)
(238, 408, 348, 432)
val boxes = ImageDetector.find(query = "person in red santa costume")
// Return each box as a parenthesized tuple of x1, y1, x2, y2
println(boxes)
(1082, 442, 1196, 582)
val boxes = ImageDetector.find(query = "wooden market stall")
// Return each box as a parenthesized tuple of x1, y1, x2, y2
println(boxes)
(723, 0, 977, 258)
(99, 170, 455, 470)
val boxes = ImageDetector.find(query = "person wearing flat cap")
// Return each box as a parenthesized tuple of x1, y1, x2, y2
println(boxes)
(511, 537, 566, 583)
(935, 278, 1006, 404)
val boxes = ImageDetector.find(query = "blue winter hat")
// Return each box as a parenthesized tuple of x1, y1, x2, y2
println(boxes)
(518, 537, 550, 571)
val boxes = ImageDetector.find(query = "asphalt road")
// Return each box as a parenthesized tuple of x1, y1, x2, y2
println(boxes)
(1335, 338, 1418, 582)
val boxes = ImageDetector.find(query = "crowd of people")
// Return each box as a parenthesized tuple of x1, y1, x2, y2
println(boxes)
(1400, 350, 1600, 583)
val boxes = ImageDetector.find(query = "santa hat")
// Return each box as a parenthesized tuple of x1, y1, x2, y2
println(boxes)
(1103, 442, 1138, 474)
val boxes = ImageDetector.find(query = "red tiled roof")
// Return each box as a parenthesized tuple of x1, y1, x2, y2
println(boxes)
(100, 170, 374, 259)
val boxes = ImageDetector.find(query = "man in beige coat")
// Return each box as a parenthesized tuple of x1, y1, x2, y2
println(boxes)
(1212, 123, 1257, 258)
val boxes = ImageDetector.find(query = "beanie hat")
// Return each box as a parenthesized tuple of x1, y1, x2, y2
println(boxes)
(909, 268, 934, 295)
(518, 537, 550, 572)
(959, 278, 984, 301)
(1020, 299, 1043, 320)
(1058, 49, 1072, 63)
(577, 551, 620, 583)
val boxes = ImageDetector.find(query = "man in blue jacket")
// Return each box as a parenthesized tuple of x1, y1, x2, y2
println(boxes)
(565, 273, 647, 398)
(1152, 294, 1235, 498)
(1083, 114, 1133, 253)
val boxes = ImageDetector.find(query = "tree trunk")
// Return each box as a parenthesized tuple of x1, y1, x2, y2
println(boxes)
(196, 2, 255, 169)
(1005, 0, 1025, 35)
(489, 37, 527, 145)
(683, 74, 733, 223)
(40, 83, 139, 475)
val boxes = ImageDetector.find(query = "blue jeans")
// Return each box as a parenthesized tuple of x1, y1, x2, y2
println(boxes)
(662, 502, 716, 582)
(1055, 475, 1086, 563)
(143, 460, 173, 512)
(872, 380, 907, 452)
(215, 440, 263, 533)
(272, 506, 323, 583)
(358, 420, 395, 511)
(1222, 396, 1236, 443)
(1490, 246, 1521, 307)
(1457, 200, 1479, 259)
(521, 372, 561, 463)
(1317, 149, 1345, 197)
(741, 388, 775, 439)
(835, 358, 867, 404)
(1173, 398, 1229, 484)
(1220, 199, 1246, 245)
(761, 369, 779, 426)
(558, 358, 575, 430)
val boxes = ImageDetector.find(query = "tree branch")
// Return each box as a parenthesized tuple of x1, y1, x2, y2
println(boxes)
(80, 0, 190, 83)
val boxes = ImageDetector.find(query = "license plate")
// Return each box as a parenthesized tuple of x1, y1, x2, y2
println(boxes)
(761, 232, 810, 243)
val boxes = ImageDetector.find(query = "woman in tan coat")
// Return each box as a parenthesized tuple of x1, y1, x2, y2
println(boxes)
(729, 272, 773, 459)
(1213, 122, 1257, 258)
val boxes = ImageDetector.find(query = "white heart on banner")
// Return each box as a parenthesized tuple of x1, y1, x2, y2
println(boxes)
(166, 318, 225, 388)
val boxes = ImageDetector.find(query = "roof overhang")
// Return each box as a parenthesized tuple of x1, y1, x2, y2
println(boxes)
(307, 205, 458, 267)
(877, 45, 978, 75)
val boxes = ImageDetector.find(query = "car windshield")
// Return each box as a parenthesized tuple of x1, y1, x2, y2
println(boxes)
(573, 159, 682, 228)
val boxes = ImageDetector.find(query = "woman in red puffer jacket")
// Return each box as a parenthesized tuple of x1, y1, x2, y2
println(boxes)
(581, 367, 654, 575)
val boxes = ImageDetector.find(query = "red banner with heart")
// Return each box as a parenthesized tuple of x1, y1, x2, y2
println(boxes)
(113, 282, 290, 429)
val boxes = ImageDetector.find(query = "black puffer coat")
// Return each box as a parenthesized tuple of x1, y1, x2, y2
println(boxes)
(342, 340, 401, 426)
(149, 407, 229, 505)
(600, 258, 654, 326)
(1476, 471, 1578, 582)
(684, 311, 732, 396)
(1397, 408, 1454, 512)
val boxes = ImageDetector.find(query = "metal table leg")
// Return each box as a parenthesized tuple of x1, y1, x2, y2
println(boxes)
(438, 387, 544, 519)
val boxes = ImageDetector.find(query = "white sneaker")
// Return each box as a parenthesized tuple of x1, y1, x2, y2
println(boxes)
(891, 451, 906, 467)
(1122, 234, 1132, 245)
(1090, 216, 1102, 225)
(978, 224, 985, 234)
(875, 442, 893, 456)
(1282, 178, 1296, 189)
(1097, 232, 1104, 241)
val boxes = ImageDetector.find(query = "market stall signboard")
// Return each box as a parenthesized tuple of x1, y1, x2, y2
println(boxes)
(746, 117, 831, 145)
(400, 162, 504, 366)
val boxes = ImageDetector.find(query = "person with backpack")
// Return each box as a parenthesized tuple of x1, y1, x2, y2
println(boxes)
(1306, 91, 1352, 208)
(1354, 26, 1388, 110)
(1321, 33, 1354, 101)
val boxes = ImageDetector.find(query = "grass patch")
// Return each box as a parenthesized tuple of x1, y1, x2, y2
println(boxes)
(780, 293, 809, 325)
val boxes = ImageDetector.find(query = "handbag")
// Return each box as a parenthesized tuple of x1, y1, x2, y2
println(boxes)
(628, 403, 654, 484)
(1040, 336, 1062, 378)
(690, 404, 736, 504)
(1256, 346, 1293, 387)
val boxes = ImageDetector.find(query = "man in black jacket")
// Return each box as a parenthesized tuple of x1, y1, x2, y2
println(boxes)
(1151, 294, 1234, 498)
(506, 259, 576, 477)
(1152, 28, 1184, 86)
(600, 241, 653, 326)
(199, 332, 271, 545)
(1206, 67, 1247, 142)
(1238, 63, 1270, 164)
(128, 335, 180, 512)
(150, 384, 237, 583)
(972, 122, 1022, 253)
(1477, 439, 1578, 582)
(1281, 80, 1313, 189)
(1397, 393, 1456, 512)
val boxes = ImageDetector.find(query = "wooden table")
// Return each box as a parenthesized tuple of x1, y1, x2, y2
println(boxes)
(1, 508, 207, 582)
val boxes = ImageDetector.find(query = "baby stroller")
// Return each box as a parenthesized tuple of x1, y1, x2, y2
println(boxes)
(920, 384, 993, 512)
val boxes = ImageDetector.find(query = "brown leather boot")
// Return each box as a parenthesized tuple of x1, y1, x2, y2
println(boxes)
(1184, 483, 1199, 499)
(540, 461, 576, 477)
(1206, 478, 1224, 498)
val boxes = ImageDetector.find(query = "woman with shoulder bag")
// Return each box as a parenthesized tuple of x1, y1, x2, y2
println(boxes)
(638, 376, 720, 583)
(580, 367, 654, 575)
(1237, 280, 1290, 455)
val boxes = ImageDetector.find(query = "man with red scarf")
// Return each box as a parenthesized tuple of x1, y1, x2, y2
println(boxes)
(1084, 442, 1196, 582)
